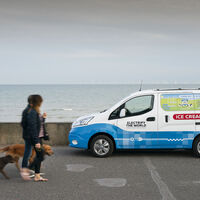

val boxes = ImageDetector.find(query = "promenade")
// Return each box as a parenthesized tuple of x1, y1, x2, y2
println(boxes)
(0, 147, 199, 200)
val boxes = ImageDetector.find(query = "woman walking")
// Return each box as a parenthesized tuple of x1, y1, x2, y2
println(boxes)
(21, 95, 33, 180)
(26, 94, 48, 182)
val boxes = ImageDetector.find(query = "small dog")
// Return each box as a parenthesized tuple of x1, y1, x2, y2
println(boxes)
(0, 144, 54, 171)
(0, 155, 16, 179)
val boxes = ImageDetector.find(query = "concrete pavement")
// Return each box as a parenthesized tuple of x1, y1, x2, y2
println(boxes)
(0, 147, 200, 200)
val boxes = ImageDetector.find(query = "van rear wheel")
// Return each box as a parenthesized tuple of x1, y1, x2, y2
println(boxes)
(192, 137, 200, 157)
(90, 135, 114, 157)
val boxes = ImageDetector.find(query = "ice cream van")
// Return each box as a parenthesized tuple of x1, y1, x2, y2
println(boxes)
(69, 89, 200, 157)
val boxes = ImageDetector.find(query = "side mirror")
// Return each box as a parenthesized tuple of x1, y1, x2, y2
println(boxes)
(119, 108, 126, 118)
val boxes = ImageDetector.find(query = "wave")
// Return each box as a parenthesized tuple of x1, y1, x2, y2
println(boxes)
(62, 108, 73, 111)
(48, 108, 73, 111)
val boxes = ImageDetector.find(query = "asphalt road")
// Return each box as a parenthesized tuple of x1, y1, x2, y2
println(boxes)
(0, 147, 200, 200)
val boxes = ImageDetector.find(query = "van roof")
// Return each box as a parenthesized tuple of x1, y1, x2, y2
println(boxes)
(131, 88, 200, 96)
(155, 88, 200, 91)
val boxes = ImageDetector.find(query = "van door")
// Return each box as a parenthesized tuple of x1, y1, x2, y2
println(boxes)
(115, 94, 158, 149)
(158, 93, 195, 148)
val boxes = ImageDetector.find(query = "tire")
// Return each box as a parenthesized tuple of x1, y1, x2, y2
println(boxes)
(192, 136, 200, 157)
(90, 135, 114, 157)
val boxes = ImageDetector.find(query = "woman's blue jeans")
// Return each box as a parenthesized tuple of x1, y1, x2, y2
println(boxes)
(22, 139, 32, 168)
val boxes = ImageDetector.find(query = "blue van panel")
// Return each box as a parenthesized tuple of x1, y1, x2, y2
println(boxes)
(69, 123, 118, 149)
(69, 123, 199, 149)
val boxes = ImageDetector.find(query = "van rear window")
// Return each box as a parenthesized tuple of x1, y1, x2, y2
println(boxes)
(160, 93, 200, 111)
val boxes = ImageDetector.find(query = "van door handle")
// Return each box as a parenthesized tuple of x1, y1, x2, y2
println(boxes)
(196, 122, 200, 125)
(165, 115, 169, 123)
(146, 117, 156, 122)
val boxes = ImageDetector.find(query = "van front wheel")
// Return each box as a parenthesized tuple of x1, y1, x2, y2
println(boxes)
(193, 137, 200, 157)
(90, 135, 114, 157)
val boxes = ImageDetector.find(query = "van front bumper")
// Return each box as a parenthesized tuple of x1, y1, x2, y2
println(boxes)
(68, 126, 90, 149)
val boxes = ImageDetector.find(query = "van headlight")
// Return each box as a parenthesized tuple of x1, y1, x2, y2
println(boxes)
(72, 116, 94, 128)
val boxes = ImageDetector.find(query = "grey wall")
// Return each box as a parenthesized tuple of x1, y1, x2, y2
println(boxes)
(0, 123, 72, 146)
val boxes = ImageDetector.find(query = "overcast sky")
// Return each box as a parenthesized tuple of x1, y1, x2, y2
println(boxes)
(0, 0, 200, 84)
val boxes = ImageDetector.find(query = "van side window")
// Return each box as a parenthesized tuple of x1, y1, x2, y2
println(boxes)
(160, 93, 196, 111)
(124, 95, 154, 117)
(109, 95, 154, 120)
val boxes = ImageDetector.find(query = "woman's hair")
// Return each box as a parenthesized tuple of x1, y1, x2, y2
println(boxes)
(31, 95, 43, 113)
(28, 95, 33, 104)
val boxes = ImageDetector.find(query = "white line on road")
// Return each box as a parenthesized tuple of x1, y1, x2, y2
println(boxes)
(144, 157, 176, 200)
(192, 181, 200, 184)
(180, 180, 200, 185)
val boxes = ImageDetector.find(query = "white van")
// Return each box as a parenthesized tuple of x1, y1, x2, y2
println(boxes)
(69, 89, 200, 157)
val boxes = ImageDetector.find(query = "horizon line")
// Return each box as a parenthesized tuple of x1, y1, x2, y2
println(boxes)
(0, 83, 200, 85)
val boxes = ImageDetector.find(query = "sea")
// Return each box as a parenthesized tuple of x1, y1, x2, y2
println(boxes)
(0, 84, 199, 122)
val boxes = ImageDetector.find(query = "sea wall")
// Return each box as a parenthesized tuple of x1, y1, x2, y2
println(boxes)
(0, 123, 72, 146)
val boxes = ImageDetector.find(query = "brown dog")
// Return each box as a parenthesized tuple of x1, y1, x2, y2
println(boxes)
(0, 155, 16, 179)
(0, 144, 54, 171)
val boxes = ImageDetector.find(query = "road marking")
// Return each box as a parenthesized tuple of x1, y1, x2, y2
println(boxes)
(66, 164, 93, 172)
(193, 181, 200, 184)
(179, 180, 200, 185)
(94, 178, 127, 188)
(144, 157, 176, 200)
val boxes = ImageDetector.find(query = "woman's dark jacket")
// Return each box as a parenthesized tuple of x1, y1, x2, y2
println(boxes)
(21, 107, 49, 144)
(21, 104, 31, 140)
(26, 109, 49, 144)
(26, 109, 41, 145)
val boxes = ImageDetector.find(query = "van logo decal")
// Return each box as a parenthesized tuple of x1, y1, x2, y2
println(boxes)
(126, 121, 146, 128)
(173, 114, 200, 120)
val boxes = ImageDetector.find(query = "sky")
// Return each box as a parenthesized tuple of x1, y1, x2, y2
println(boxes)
(0, 0, 200, 84)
